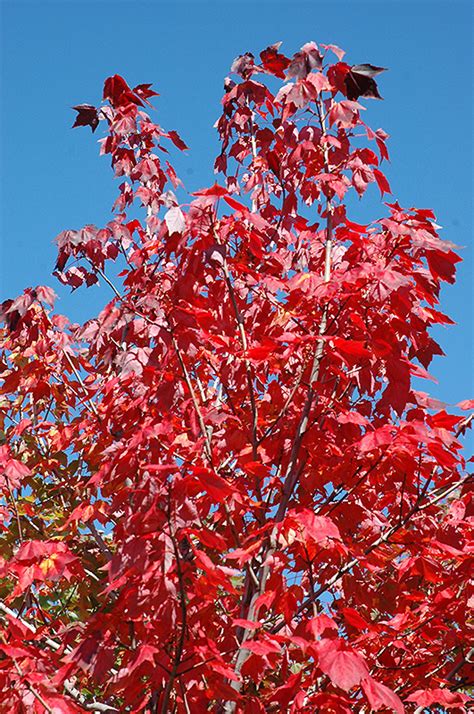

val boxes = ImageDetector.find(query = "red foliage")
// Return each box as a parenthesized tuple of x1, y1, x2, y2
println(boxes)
(0, 43, 472, 713)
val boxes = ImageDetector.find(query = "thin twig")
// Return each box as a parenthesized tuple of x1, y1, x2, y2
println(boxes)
(212, 218, 259, 462)
(170, 332, 213, 465)
(63, 351, 99, 417)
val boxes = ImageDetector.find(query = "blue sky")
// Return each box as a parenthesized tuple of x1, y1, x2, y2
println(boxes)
(0, 1, 472, 418)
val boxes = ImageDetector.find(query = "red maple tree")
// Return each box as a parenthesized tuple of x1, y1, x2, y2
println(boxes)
(0, 41, 472, 713)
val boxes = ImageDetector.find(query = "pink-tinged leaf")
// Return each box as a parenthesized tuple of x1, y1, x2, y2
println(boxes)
(316, 639, 369, 691)
(413, 391, 447, 410)
(34, 285, 57, 308)
(406, 688, 468, 708)
(358, 426, 395, 453)
(321, 43, 346, 60)
(306, 72, 333, 94)
(15, 540, 51, 562)
(13, 419, 32, 436)
(226, 540, 262, 565)
(329, 100, 363, 129)
(233, 618, 261, 630)
(242, 638, 281, 656)
(4, 458, 31, 488)
(362, 677, 404, 714)
(286, 42, 323, 80)
(291, 510, 341, 542)
(6, 292, 34, 317)
(307, 614, 338, 638)
(231, 52, 255, 79)
(409, 362, 437, 382)
(338, 411, 369, 426)
(457, 399, 474, 410)
(164, 206, 185, 235)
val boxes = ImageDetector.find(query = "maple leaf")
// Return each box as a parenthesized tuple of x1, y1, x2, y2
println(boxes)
(373, 168, 392, 195)
(33, 284, 57, 308)
(14, 540, 51, 562)
(286, 41, 323, 80)
(291, 510, 341, 543)
(315, 639, 369, 691)
(457, 398, 474, 409)
(307, 614, 338, 638)
(167, 129, 188, 151)
(72, 104, 99, 132)
(329, 99, 364, 128)
(3, 457, 31, 488)
(362, 676, 404, 714)
(260, 42, 290, 79)
(193, 182, 228, 197)
(133, 82, 159, 106)
(103, 74, 141, 107)
(321, 43, 346, 61)
(406, 688, 469, 708)
(164, 206, 185, 235)
(358, 425, 395, 452)
(231, 52, 255, 79)
(345, 64, 387, 100)
(242, 638, 281, 656)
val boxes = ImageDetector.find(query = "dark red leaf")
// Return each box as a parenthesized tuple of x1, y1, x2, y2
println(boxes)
(345, 64, 387, 100)
(260, 43, 290, 79)
(72, 104, 99, 132)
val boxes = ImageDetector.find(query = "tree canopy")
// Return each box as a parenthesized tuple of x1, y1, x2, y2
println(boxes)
(0, 41, 472, 713)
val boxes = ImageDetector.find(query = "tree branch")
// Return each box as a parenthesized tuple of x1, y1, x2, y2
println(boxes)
(222, 97, 335, 711)
(159, 492, 189, 714)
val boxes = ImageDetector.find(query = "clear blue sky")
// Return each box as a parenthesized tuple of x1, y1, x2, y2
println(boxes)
(0, 1, 472, 413)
